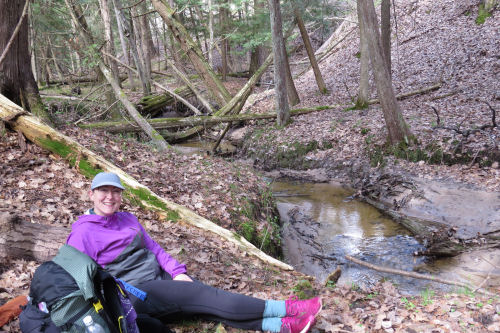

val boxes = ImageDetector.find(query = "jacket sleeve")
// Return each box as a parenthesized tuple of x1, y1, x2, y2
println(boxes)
(135, 217, 187, 278)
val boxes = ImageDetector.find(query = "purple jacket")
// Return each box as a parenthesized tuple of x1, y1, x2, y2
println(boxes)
(66, 211, 187, 280)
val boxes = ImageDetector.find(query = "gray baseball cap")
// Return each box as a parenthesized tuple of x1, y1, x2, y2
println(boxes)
(91, 172, 125, 190)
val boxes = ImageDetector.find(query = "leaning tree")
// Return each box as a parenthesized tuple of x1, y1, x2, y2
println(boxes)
(0, 0, 50, 123)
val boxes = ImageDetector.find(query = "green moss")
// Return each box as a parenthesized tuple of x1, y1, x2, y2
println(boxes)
(291, 279, 315, 300)
(476, 4, 492, 24)
(38, 137, 74, 159)
(239, 220, 256, 242)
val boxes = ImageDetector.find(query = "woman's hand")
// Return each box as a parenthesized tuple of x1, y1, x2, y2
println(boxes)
(173, 273, 193, 282)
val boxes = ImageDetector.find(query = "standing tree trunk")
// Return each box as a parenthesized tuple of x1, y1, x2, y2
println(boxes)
(134, 9, 152, 90)
(283, 46, 300, 106)
(151, 0, 232, 106)
(294, 8, 327, 94)
(113, 0, 136, 90)
(138, 3, 154, 85)
(208, 0, 214, 68)
(380, 0, 391, 75)
(268, 0, 290, 126)
(98, 0, 120, 85)
(0, 0, 50, 123)
(356, 3, 370, 108)
(357, 0, 411, 144)
(220, 0, 229, 81)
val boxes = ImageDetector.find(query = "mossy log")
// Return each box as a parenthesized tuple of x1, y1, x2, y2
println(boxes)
(137, 86, 195, 117)
(0, 93, 293, 271)
(79, 105, 339, 134)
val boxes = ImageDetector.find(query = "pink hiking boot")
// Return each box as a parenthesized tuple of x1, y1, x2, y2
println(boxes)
(285, 296, 322, 319)
(280, 314, 315, 333)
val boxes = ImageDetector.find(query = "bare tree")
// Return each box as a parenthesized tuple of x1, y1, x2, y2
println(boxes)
(0, 0, 50, 123)
(356, 2, 370, 108)
(268, 0, 290, 126)
(294, 7, 327, 94)
(357, 0, 411, 144)
(380, 0, 391, 74)
(98, 0, 120, 84)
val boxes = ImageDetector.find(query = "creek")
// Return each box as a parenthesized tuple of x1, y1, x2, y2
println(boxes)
(175, 142, 496, 295)
(270, 180, 463, 295)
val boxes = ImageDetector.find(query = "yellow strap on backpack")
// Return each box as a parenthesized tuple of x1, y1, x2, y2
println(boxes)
(118, 315, 124, 333)
(93, 300, 103, 313)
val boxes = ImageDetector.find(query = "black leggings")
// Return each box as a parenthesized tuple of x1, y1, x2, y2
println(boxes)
(130, 280, 266, 330)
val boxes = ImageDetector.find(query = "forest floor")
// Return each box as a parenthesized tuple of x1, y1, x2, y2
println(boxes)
(1, 0, 500, 332)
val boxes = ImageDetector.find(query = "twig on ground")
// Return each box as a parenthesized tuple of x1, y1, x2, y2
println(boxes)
(345, 255, 495, 296)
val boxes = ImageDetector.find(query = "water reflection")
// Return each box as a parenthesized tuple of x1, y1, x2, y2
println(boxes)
(271, 180, 451, 294)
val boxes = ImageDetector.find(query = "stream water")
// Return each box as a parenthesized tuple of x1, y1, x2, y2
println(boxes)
(271, 180, 463, 295)
(175, 142, 489, 295)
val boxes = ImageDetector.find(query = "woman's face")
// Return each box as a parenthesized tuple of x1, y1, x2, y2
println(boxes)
(89, 185, 123, 216)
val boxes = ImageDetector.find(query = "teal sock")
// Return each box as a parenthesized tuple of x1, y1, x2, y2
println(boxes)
(262, 317, 283, 332)
(263, 300, 286, 318)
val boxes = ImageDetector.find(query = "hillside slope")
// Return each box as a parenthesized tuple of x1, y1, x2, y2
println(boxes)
(242, 0, 499, 191)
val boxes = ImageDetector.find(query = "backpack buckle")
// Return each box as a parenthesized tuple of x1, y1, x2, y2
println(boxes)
(93, 300, 103, 313)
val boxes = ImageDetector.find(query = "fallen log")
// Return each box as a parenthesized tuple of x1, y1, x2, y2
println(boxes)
(0, 212, 67, 262)
(79, 105, 339, 133)
(137, 86, 195, 117)
(0, 93, 293, 271)
(367, 83, 442, 105)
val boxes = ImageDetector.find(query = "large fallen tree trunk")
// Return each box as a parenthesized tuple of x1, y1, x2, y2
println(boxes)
(46, 74, 128, 85)
(79, 105, 339, 133)
(137, 86, 195, 117)
(0, 212, 66, 262)
(0, 93, 293, 271)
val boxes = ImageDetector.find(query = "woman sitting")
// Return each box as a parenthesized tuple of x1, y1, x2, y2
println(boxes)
(66, 172, 322, 333)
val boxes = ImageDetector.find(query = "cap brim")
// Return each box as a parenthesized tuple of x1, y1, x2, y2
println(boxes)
(91, 182, 125, 190)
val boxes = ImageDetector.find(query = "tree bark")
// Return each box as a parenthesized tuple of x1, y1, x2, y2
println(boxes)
(98, 0, 120, 85)
(113, 0, 136, 90)
(137, 86, 195, 116)
(220, 0, 229, 81)
(151, 0, 232, 106)
(0, 213, 66, 262)
(357, 0, 411, 144)
(136, 5, 152, 89)
(0, 0, 51, 123)
(208, 0, 214, 68)
(380, 0, 391, 75)
(268, 0, 290, 126)
(294, 8, 327, 94)
(283, 47, 300, 106)
(0, 94, 293, 271)
(356, 2, 370, 108)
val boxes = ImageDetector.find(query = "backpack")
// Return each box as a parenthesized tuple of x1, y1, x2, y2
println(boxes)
(19, 245, 139, 333)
